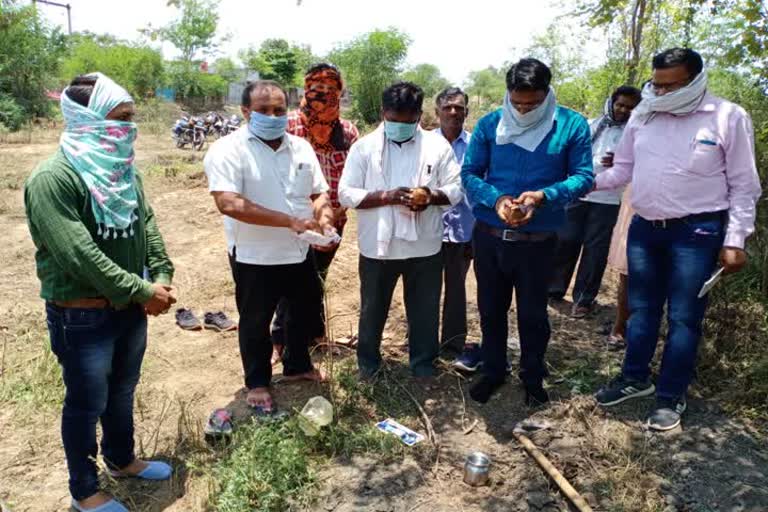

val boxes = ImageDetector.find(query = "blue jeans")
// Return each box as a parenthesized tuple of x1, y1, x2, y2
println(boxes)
(46, 303, 147, 501)
(622, 214, 725, 399)
(473, 228, 556, 384)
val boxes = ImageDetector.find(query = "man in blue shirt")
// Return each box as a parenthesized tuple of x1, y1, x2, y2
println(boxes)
(433, 87, 477, 365)
(462, 59, 594, 405)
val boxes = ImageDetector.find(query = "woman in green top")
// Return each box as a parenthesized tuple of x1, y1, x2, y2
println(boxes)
(24, 73, 176, 512)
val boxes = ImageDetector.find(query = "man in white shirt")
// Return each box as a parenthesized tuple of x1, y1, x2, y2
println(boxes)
(339, 82, 463, 378)
(204, 80, 336, 413)
(549, 85, 641, 318)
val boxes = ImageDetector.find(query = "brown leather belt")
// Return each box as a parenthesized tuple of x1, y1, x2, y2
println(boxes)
(52, 298, 129, 310)
(475, 221, 556, 242)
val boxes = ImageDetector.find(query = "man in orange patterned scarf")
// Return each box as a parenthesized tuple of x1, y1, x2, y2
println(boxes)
(271, 63, 360, 363)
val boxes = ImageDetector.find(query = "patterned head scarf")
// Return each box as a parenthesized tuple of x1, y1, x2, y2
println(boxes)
(59, 72, 139, 239)
(299, 65, 349, 151)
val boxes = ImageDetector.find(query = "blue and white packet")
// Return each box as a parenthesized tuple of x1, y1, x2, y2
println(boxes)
(376, 418, 425, 446)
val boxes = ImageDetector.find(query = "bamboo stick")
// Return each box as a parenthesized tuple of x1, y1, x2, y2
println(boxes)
(513, 431, 593, 512)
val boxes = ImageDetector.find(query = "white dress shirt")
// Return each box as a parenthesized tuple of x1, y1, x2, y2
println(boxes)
(339, 125, 463, 260)
(204, 126, 329, 265)
(583, 118, 626, 205)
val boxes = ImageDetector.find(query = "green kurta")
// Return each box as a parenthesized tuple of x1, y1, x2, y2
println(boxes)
(24, 149, 174, 306)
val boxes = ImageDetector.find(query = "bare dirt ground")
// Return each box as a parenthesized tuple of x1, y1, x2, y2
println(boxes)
(1, 134, 766, 512)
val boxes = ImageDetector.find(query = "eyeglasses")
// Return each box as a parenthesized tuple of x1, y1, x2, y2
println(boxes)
(649, 77, 692, 94)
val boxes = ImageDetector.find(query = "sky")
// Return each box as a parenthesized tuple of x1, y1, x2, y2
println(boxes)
(36, 0, 583, 85)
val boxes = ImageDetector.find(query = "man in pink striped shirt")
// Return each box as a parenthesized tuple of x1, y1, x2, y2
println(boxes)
(593, 48, 761, 431)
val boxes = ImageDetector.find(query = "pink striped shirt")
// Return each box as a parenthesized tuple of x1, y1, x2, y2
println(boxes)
(595, 93, 761, 249)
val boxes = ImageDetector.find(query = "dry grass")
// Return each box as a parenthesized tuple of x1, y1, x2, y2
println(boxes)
(542, 397, 666, 511)
(1, 115, 767, 511)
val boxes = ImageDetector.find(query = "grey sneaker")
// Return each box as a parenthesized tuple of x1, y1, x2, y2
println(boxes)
(595, 374, 656, 406)
(204, 311, 237, 332)
(647, 397, 687, 431)
(175, 308, 202, 331)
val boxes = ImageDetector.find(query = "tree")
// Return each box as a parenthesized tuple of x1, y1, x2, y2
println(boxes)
(166, 61, 227, 101)
(213, 56, 239, 83)
(0, 1, 66, 129)
(60, 36, 165, 98)
(695, 0, 768, 86)
(524, 22, 588, 83)
(464, 66, 505, 109)
(240, 39, 314, 87)
(402, 63, 451, 99)
(329, 28, 411, 125)
(143, 0, 222, 63)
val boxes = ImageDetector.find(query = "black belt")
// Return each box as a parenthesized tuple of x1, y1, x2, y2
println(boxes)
(639, 211, 726, 229)
(475, 221, 555, 242)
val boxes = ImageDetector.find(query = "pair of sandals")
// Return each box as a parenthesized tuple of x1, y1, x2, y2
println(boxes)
(70, 462, 172, 512)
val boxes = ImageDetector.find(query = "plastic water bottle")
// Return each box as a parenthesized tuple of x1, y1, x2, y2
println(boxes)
(298, 396, 333, 436)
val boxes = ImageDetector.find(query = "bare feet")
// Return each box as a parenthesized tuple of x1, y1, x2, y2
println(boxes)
(246, 387, 274, 412)
(271, 344, 284, 366)
(280, 366, 327, 383)
(75, 492, 113, 510)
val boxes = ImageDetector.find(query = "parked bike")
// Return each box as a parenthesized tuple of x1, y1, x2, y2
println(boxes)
(221, 114, 242, 136)
(171, 115, 206, 151)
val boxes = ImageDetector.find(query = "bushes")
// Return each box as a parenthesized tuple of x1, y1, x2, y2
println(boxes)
(60, 36, 165, 99)
(0, 3, 66, 126)
(0, 93, 26, 131)
(166, 63, 227, 105)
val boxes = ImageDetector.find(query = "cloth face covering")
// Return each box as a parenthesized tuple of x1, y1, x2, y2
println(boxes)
(59, 72, 139, 239)
(300, 67, 345, 151)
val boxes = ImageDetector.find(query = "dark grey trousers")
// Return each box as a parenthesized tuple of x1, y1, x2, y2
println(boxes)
(357, 252, 442, 377)
(441, 241, 473, 353)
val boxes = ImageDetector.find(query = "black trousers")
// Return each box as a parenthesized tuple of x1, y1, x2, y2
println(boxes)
(229, 251, 321, 388)
(549, 200, 621, 306)
(357, 252, 442, 377)
(474, 228, 556, 384)
(441, 241, 473, 353)
(271, 226, 344, 344)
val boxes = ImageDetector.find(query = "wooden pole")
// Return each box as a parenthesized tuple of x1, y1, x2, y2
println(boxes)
(513, 431, 593, 512)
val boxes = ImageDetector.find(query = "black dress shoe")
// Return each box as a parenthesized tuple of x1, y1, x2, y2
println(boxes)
(524, 383, 549, 407)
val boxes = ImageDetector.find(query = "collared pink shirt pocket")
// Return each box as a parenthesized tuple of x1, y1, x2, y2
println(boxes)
(686, 133, 724, 176)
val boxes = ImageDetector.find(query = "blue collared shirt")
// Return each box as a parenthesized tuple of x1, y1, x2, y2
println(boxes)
(435, 128, 474, 243)
(461, 106, 594, 233)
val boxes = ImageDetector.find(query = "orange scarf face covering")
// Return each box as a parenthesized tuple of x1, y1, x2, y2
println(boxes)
(300, 67, 345, 151)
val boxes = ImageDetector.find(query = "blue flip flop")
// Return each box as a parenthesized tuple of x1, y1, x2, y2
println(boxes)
(71, 498, 128, 512)
(108, 461, 172, 481)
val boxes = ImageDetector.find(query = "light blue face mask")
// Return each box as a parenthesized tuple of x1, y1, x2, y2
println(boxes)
(248, 111, 288, 140)
(384, 120, 418, 142)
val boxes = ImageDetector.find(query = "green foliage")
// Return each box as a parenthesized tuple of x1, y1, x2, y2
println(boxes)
(329, 28, 411, 125)
(0, 2, 66, 128)
(402, 63, 451, 99)
(0, 93, 26, 131)
(212, 419, 314, 512)
(212, 56, 239, 83)
(695, 0, 768, 86)
(464, 66, 505, 111)
(524, 22, 588, 82)
(707, 68, 768, 299)
(166, 62, 226, 100)
(240, 39, 314, 87)
(211, 362, 411, 511)
(143, 0, 222, 62)
(60, 36, 165, 98)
